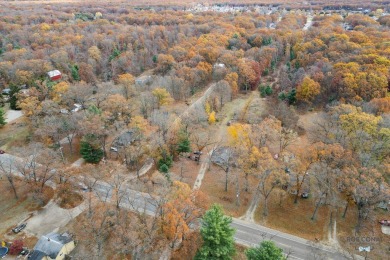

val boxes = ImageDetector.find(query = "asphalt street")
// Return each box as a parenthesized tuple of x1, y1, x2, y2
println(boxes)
(0, 153, 352, 259)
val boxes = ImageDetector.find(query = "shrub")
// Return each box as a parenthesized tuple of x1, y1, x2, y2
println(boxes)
(259, 85, 273, 97)
(9, 240, 23, 255)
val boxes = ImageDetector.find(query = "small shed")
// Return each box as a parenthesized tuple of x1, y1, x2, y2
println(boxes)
(47, 70, 62, 81)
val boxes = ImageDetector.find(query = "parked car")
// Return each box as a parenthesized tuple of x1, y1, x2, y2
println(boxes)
(379, 220, 390, 226)
(27, 250, 34, 258)
(20, 248, 29, 256)
(12, 223, 26, 233)
(60, 108, 69, 114)
(2, 88, 10, 95)
(0, 150, 5, 154)
(71, 103, 83, 113)
(301, 192, 309, 199)
(78, 182, 89, 192)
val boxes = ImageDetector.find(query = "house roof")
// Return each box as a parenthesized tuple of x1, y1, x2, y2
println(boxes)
(47, 70, 61, 78)
(135, 75, 151, 84)
(112, 129, 138, 148)
(28, 250, 46, 260)
(211, 146, 237, 167)
(30, 232, 72, 260)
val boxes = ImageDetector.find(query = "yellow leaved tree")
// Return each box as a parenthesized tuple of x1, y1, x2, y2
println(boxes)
(296, 76, 320, 103)
(152, 87, 173, 109)
(51, 81, 69, 103)
(208, 111, 216, 124)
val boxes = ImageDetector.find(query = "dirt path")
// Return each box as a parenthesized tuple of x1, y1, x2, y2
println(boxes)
(192, 91, 259, 190)
(327, 220, 339, 247)
(303, 15, 313, 31)
(241, 184, 262, 222)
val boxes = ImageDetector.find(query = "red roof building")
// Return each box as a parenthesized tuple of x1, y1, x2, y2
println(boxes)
(47, 70, 62, 81)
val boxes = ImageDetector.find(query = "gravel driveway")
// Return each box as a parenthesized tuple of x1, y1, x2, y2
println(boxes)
(24, 200, 85, 238)
(5, 110, 23, 123)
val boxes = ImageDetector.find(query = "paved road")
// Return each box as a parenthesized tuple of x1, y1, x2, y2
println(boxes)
(91, 179, 351, 260)
(232, 218, 350, 260)
(0, 153, 352, 259)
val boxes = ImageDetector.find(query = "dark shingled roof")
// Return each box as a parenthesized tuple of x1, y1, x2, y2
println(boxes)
(112, 129, 138, 148)
(30, 232, 72, 260)
(27, 250, 46, 260)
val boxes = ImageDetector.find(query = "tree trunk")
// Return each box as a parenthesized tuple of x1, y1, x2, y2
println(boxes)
(294, 175, 300, 204)
(235, 174, 240, 206)
(225, 169, 229, 192)
(279, 192, 284, 207)
(245, 172, 249, 192)
(197, 154, 201, 165)
(311, 197, 322, 220)
(342, 201, 349, 219)
(136, 159, 140, 179)
(68, 137, 73, 154)
(356, 203, 365, 233)
(180, 161, 184, 181)
(263, 196, 269, 216)
(7, 176, 18, 199)
(294, 189, 300, 204)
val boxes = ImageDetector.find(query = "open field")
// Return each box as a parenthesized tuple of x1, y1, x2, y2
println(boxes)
(200, 164, 256, 218)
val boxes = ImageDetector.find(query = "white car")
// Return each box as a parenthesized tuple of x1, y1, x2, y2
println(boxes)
(60, 109, 69, 114)
(71, 104, 83, 113)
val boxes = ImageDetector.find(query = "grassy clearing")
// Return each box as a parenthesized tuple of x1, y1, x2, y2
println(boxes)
(338, 208, 390, 260)
(234, 243, 248, 260)
(61, 137, 82, 164)
(0, 179, 53, 236)
(0, 120, 30, 151)
(170, 156, 200, 188)
(254, 194, 330, 240)
(252, 190, 390, 259)
(200, 164, 258, 218)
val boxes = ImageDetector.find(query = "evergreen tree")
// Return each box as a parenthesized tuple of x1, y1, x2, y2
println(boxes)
(177, 138, 190, 154)
(195, 204, 236, 260)
(0, 108, 6, 127)
(158, 149, 173, 170)
(71, 64, 80, 81)
(9, 85, 20, 110)
(245, 240, 285, 260)
(176, 128, 191, 155)
(80, 135, 103, 163)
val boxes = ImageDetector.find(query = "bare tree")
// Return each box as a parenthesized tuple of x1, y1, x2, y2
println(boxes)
(214, 147, 235, 192)
(15, 143, 61, 193)
(0, 157, 18, 199)
(191, 131, 216, 165)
